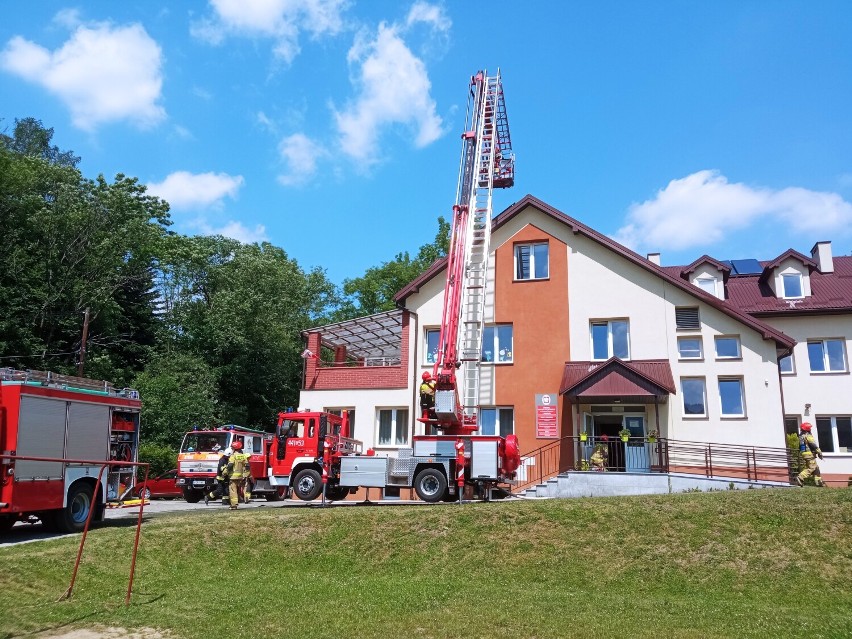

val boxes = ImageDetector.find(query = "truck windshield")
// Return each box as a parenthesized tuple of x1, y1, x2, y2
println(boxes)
(181, 433, 229, 453)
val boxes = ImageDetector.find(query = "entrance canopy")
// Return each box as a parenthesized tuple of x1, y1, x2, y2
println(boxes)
(560, 358, 676, 403)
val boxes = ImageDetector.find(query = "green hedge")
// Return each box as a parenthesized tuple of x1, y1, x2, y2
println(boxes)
(138, 442, 179, 477)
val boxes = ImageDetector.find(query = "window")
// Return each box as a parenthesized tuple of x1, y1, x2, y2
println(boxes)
(696, 277, 717, 295)
(681, 378, 707, 417)
(779, 353, 795, 374)
(718, 378, 746, 417)
(514, 243, 549, 280)
(324, 408, 355, 434)
(481, 325, 513, 363)
(424, 329, 440, 364)
(714, 336, 741, 359)
(807, 339, 847, 373)
(815, 416, 852, 453)
(782, 273, 803, 298)
(377, 408, 409, 446)
(591, 320, 630, 360)
(675, 307, 700, 330)
(479, 407, 514, 437)
(677, 336, 703, 359)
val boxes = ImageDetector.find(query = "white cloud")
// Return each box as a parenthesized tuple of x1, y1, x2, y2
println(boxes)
(334, 21, 444, 164)
(147, 171, 244, 210)
(52, 9, 82, 29)
(1, 22, 165, 131)
(405, 2, 451, 31)
(195, 220, 268, 244)
(614, 170, 852, 252)
(192, 0, 349, 65)
(277, 133, 327, 185)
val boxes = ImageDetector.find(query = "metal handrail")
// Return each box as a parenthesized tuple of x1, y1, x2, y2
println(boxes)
(513, 436, 794, 493)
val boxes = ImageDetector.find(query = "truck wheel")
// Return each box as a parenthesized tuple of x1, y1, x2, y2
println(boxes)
(0, 516, 16, 534)
(265, 487, 287, 502)
(325, 485, 349, 501)
(183, 488, 203, 503)
(414, 468, 448, 503)
(292, 468, 322, 501)
(54, 483, 94, 533)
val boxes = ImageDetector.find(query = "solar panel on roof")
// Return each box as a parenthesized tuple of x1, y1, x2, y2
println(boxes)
(729, 259, 763, 275)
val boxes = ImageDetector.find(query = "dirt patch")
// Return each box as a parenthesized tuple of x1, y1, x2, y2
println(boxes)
(31, 627, 170, 639)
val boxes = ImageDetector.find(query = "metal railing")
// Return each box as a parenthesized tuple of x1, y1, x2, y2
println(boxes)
(513, 436, 794, 493)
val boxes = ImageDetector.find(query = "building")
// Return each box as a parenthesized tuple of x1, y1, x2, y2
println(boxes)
(300, 195, 851, 487)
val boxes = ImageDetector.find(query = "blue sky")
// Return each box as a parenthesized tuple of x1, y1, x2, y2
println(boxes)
(2, 1, 851, 285)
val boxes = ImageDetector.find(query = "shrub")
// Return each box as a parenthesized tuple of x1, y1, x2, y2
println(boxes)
(138, 441, 178, 476)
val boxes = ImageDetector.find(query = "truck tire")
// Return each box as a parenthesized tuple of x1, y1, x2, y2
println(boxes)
(265, 487, 288, 502)
(414, 468, 448, 503)
(325, 485, 349, 501)
(0, 516, 16, 534)
(183, 488, 203, 503)
(54, 483, 94, 533)
(292, 468, 322, 501)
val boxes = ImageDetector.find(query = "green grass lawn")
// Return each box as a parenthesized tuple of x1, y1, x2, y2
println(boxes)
(1, 488, 850, 639)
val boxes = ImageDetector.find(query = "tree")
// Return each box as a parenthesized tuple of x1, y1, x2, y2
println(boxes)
(0, 117, 80, 167)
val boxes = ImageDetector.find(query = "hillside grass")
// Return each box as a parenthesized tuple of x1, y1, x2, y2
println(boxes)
(1, 489, 850, 639)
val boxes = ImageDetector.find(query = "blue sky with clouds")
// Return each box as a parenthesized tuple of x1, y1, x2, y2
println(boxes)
(2, 1, 851, 284)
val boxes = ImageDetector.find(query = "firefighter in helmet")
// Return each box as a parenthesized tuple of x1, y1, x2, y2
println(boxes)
(226, 441, 251, 509)
(795, 422, 826, 487)
(590, 435, 609, 472)
(419, 371, 436, 419)
(205, 447, 231, 505)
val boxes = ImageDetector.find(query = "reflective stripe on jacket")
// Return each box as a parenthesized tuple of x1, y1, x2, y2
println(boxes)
(799, 433, 821, 459)
(227, 452, 251, 479)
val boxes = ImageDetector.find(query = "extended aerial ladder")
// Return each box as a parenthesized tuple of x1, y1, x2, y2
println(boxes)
(431, 70, 514, 435)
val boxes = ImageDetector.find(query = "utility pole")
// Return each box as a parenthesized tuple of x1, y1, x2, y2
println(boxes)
(77, 307, 90, 377)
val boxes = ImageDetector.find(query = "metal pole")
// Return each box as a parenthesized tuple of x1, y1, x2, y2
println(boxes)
(125, 463, 150, 605)
(77, 307, 90, 377)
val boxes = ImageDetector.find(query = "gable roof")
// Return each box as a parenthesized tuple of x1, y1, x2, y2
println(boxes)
(681, 255, 732, 282)
(758, 248, 817, 283)
(560, 358, 676, 399)
(395, 194, 794, 351)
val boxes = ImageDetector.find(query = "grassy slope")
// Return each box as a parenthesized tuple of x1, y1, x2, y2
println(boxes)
(1, 489, 850, 639)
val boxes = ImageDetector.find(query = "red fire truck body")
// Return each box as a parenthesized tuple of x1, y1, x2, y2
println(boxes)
(175, 426, 285, 502)
(267, 411, 519, 502)
(0, 369, 141, 534)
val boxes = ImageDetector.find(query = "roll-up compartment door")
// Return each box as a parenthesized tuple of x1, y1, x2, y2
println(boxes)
(17, 397, 67, 480)
(66, 402, 110, 463)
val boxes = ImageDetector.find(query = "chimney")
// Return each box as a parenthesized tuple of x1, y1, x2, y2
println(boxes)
(647, 252, 661, 266)
(811, 241, 833, 273)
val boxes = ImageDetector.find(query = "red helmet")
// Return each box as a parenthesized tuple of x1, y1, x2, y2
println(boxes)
(231, 441, 243, 450)
(422, 372, 432, 380)
(800, 422, 812, 432)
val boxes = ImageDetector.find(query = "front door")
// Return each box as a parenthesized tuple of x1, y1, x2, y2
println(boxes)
(624, 415, 650, 472)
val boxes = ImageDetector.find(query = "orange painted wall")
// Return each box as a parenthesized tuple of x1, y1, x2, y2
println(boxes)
(494, 223, 570, 455)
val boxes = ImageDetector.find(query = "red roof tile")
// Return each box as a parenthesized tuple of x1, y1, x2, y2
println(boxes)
(560, 358, 676, 397)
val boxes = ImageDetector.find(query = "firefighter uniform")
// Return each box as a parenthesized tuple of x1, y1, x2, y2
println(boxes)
(206, 450, 231, 505)
(419, 374, 436, 419)
(227, 449, 251, 508)
(796, 427, 826, 487)
(590, 445, 608, 472)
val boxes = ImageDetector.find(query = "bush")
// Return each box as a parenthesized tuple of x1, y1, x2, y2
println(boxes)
(138, 441, 178, 476)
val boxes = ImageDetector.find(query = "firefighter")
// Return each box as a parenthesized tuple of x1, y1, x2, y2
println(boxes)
(205, 447, 232, 505)
(226, 441, 251, 509)
(795, 422, 826, 487)
(419, 372, 436, 419)
(590, 436, 609, 471)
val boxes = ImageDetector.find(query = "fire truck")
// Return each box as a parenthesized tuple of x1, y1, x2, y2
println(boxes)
(0, 368, 141, 534)
(268, 409, 520, 502)
(175, 425, 286, 502)
(269, 70, 521, 502)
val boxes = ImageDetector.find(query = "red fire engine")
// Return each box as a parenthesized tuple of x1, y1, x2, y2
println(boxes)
(175, 425, 286, 502)
(267, 70, 520, 502)
(0, 368, 141, 534)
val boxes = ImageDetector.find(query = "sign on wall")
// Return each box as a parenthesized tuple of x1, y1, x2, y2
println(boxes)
(535, 393, 558, 438)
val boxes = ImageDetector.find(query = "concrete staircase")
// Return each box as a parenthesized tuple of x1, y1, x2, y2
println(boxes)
(515, 471, 793, 500)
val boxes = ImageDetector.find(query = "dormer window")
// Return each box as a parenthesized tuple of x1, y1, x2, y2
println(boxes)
(696, 277, 717, 295)
(782, 273, 803, 298)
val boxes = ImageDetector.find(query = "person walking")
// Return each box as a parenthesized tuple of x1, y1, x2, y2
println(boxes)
(795, 422, 826, 487)
(205, 447, 231, 505)
(227, 441, 251, 509)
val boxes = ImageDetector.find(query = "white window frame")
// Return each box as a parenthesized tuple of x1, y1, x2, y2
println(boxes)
(815, 416, 852, 454)
(696, 277, 717, 295)
(779, 353, 795, 375)
(714, 335, 741, 359)
(424, 328, 440, 365)
(479, 407, 515, 437)
(807, 339, 848, 373)
(677, 336, 703, 360)
(590, 319, 630, 361)
(781, 272, 804, 299)
(514, 242, 549, 281)
(681, 377, 707, 418)
(718, 377, 746, 418)
(481, 324, 513, 363)
(376, 408, 409, 447)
